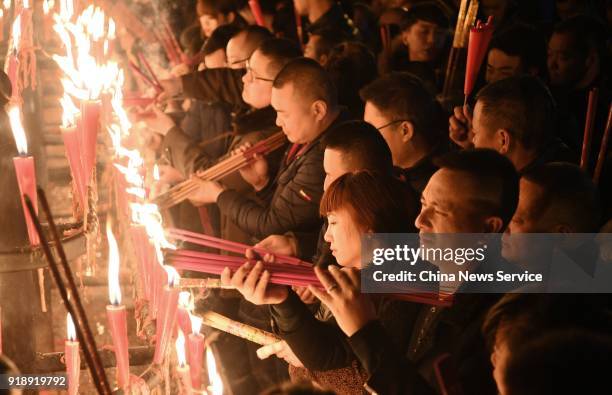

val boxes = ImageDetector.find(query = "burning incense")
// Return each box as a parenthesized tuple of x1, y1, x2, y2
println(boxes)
(200, 311, 281, 345)
(152, 132, 286, 209)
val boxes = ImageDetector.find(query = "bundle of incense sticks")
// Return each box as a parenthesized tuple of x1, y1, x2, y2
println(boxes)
(593, 104, 612, 183)
(179, 277, 235, 289)
(156, 18, 186, 66)
(129, 61, 163, 94)
(167, 227, 310, 267)
(200, 311, 281, 345)
(464, 16, 495, 102)
(152, 132, 287, 208)
(166, 249, 453, 306)
(167, 249, 320, 288)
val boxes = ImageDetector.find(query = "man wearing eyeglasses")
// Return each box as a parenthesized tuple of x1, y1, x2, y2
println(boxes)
(361, 72, 447, 194)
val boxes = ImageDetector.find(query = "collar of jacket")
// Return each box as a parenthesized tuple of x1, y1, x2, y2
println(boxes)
(287, 109, 353, 162)
(232, 106, 279, 135)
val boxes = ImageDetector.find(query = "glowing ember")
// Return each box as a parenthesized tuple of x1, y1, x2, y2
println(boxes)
(206, 348, 224, 395)
(175, 330, 187, 367)
(8, 105, 28, 155)
(66, 313, 76, 341)
(190, 313, 203, 335)
(107, 219, 122, 305)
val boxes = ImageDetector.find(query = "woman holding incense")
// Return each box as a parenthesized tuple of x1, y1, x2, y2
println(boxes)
(221, 171, 422, 394)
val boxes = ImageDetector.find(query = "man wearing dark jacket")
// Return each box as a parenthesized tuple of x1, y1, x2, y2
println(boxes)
(294, 0, 359, 41)
(189, 58, 347, 241)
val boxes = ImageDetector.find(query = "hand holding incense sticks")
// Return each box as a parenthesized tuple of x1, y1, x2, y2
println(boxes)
(152, 132, 287, 209)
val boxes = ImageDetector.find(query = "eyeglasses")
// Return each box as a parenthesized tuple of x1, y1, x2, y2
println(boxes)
(245, 60, 275, 83)
(376, 119, 410, 130)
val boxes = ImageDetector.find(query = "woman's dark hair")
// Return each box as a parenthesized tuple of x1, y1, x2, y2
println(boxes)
(320, 171, 418, 233)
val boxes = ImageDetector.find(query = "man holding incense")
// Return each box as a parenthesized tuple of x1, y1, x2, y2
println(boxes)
(188, 58, 349, 241)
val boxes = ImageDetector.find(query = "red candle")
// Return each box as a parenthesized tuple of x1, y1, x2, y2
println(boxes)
(249, 0, 266, 27)
(188, 314, 205, 391)
(177, 291, 193, 341)
(65, 314, 80, 395)
(176, 331, 193, 394)
(153, 266, 180, 364)
(62, 124, 87, 208)
(106, 222, 130, 389)
(80, 99, 101, 186)
(464, 17, 494, 97)
(9, 105, 39, 246)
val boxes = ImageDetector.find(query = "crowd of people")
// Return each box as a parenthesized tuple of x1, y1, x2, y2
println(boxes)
(138, 0, 612, 394)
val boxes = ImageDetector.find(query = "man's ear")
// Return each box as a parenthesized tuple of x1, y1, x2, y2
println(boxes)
(497, 129, 511, 154)
(484, 216, 505, 233)
(401, 29, 411, 46)
(399, 121, 415, 143)
(312, 100, 328, 122)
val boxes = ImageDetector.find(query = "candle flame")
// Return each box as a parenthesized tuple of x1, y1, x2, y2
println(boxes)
(0, 10, 4, 19)
(8, 105, 28, 155)
(60, 92, 80, 128)
(178, 291, 191, 309)
(190, 313, 203, 335)
(59, 0, 73, 22)
(43, 0, 54, 15)
(153, 164, 160, 181)
(23, 0, 30, 9)
(176, 330, 187, 367)
(108, 18, 116, 40)
(12, 14, 21, 50)
(107, 219, 122, 305)
(3, 0, 10, 10)
(164, 265, 180, 287)
(66, 313, 77, 341)
(206, 348, 224, 395)
(130, 203, 175, 264)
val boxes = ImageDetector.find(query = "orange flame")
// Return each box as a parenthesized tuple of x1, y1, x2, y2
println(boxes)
(206, 348, 224, 395)
(66, 313, 77, 341)
(175, 330, 187, 367)
(107, 219, 122, 305)
(8, 105, 28, 155)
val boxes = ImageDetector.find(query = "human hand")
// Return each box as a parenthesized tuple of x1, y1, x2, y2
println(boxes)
(292, 286, 317, 304)
(448, 105, 474, 149)
(141, 105, 176, 136)
(187, 178, 225, 206)
(309, 266, 376, 337)
(255, 235, 298, 257)
(234, 143, 269, 191)
(157, 165, 185, 184)
(256, 341, 304, 367)
(220, 261, 289, 305)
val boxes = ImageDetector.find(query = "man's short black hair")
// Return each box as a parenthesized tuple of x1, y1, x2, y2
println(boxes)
(476, 75, 555, 152)
(489, 22, 547, 76)
(273, 58, 338, 107)
(202, 25, 242, 56)
(434, 149, 519, 228)
(256, 38, 303, 77)
(522, 162, 602, 232)
(400, 2, 450, 31)
(360, 72, 445, 147)
(197, 0, 238, 16)
(321, 120, 394, 176)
